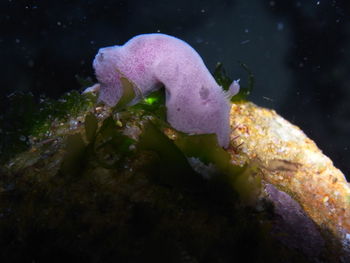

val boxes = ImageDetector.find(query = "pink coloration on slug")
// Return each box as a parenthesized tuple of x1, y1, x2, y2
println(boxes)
(93, 33, 239, 148)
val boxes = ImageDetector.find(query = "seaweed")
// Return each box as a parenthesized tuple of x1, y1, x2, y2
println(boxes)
(0, 90, 96, 164)
(112, 76, 137, 111)
(130, 88, 167, 120)
(138, 121, 202, 189)
(213, 62, 254, 102)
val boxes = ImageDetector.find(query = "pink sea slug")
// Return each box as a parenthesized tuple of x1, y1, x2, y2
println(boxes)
(92, 33, 239, 148)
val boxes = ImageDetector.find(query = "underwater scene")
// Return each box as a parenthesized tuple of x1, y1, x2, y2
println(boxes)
(1, 0, 350, 262)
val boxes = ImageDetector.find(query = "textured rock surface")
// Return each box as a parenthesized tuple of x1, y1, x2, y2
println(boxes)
(264, 182, 325, 258)
(228, 101, 350, 259)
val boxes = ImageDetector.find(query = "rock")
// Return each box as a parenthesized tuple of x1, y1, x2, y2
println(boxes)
(1, 91, 350, 262)
(265, 182, 325, 259)
(229, 101, 350, 260)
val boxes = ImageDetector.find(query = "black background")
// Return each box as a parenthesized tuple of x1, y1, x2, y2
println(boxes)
(1, 0, 350, 177)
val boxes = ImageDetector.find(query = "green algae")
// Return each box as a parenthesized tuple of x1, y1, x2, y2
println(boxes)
(138, 121, 203, 190)
(0, 90, 96, 164)
(84, 112, 98, 143)
(130, 88, 167, 120)
(213, 62, 254, 102)
(174, 132, 241, 175)
(112, 76, 137, 111)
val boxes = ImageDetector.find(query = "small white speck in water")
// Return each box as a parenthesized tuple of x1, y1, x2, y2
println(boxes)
(277, 22, 284, 31)
(129, 145, 136, 151)
(345, 233, 350, 242)
(69, 120, 78, 129)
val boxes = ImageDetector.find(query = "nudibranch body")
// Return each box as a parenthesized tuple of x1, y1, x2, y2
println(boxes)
(93, 33, 239, 148)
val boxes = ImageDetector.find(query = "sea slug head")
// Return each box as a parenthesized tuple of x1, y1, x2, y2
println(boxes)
(93, 46, 123, 105)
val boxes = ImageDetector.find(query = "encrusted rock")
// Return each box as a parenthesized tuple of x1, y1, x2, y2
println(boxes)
(264, 182, 325, 258)
(229, 101, 350, 259)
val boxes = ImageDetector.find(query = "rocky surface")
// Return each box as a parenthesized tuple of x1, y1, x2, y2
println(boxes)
(229, 102, 350, 261)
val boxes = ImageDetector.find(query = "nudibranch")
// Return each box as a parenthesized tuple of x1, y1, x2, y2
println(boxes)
(92, 33, 239, 148)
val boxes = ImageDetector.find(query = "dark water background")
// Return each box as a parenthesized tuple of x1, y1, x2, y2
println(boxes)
(1, 0, 350, 177)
